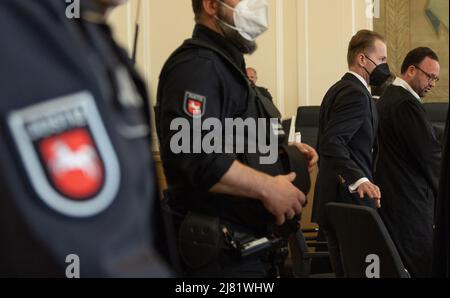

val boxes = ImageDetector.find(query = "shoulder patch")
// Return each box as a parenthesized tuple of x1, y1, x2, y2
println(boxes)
(7, 91, 120, 218)
(183, 91, 206, 118)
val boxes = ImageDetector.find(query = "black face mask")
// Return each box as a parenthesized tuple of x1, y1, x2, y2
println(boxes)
(364, 55, 391, 87)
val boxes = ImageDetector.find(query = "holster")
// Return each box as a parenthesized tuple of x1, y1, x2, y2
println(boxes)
(178, 212, 223, 270)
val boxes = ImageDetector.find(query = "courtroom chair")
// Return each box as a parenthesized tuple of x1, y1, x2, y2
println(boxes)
(423, 102, 449, 144)
(423, 102, 448, 128)
(325, 203, 410, 278)
(277, 117, 331, 277)
(282, 118, 292, 139)
(295, 106, 320, 148)
(288, 227, 333, 278)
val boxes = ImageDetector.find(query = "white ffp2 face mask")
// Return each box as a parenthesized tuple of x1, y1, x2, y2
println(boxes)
(216, 0, 269, 41)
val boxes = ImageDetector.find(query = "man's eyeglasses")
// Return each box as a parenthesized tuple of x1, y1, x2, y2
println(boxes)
(414, 65, 440, 83)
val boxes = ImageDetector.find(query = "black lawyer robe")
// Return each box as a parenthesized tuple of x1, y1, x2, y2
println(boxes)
(375, 84, 441, 278)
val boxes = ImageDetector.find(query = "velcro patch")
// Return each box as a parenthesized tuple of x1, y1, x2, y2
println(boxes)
(8, 91, 120, 218)
(183, 91, 206, 118)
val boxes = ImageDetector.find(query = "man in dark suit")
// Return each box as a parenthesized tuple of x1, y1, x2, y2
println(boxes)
(375, 47, 442, 277)
(246, 67, 274, 102)
(313, 30, 391, 277)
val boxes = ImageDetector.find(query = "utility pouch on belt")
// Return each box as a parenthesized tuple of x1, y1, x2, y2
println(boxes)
(178, 212, 222, 270)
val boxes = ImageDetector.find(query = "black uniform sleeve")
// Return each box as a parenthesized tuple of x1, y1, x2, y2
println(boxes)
(394, 100, 442, 197)
(319, 88, 368, 186)
(158, 54, 237, 191)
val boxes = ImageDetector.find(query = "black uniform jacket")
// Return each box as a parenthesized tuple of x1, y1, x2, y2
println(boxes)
(157, 24, 291, 235)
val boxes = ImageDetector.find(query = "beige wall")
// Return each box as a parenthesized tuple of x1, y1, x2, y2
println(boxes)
(374, 0, 449, 103)
(109, 0, 374, 121)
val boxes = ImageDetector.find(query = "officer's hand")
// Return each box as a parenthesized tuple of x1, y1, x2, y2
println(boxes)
(260, 173, 306, 226)
(357, 181, 382, 208)
(294, 143, 319, 173)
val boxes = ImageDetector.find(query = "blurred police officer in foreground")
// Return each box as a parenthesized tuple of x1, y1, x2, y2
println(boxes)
(156, 0, 318, 278)
(0, 0, 170, 277)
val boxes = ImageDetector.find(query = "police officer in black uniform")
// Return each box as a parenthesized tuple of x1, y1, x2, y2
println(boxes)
(156, 0, 318, 278)
(0, 0, 170, 277)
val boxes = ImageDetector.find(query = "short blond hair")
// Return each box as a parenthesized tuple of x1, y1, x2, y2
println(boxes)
(347, 30, 385, 67)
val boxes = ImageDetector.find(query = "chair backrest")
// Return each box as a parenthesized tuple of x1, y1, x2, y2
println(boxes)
(325, 203, 410, 278)
(423, 102, 449, 131)
(423, 102, 448, 124)
(282, 118, 292, 140)
(423, 103, 449, 144)
(296, 106, 320, 148)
